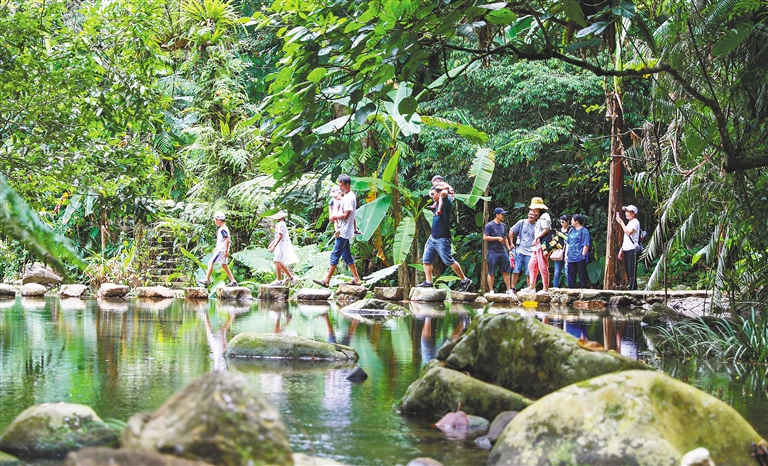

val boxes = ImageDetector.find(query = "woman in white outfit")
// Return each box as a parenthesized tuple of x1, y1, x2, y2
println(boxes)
(615, 205, 641, 290)
(267, 211, 299, 285)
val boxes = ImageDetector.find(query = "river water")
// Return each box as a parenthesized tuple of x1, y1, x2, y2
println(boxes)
(1, 296, 766, 465)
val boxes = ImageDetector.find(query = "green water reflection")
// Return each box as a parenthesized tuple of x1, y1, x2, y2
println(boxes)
(1, 296, 767, 465)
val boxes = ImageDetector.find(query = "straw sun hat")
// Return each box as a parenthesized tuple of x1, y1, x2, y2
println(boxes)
(529, 197, 548, 210)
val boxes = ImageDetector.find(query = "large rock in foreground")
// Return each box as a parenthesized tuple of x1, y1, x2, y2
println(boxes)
(0, 403, 118, 458)
(121, 371, 292, 466)
(227, 333, 358, 361)
(442, 313, 649, 398)
(22, 262, 62, 286)
(396, 362, 532, 420)
(489, 370, 763, 466)
(66, 447, 214, 466)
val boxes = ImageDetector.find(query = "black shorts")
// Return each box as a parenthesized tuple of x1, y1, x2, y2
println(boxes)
(487, 251, 511, 275)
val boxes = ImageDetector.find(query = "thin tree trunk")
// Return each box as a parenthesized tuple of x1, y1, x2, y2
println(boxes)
(480, 187, 490, 292)
(394, 174, 411, 294)
(604, 88, 625, 290)
(100, 210, 108, 252)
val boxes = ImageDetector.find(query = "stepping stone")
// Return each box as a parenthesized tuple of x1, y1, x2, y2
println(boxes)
(409, 287, 447, 302)
(256, 285, 287, 301)
(20, 283, 46, 297)
(0, 284, 17, 297)
(295, 288, 331, 301)
(484, 292, 519, 304)
(98, 283, 130, 298)
(220, 286, 254, 300)
(336, 284, 368, 298)
(184, 287, 209, 299)
(450, 291, 478, 302)
(136, 286, 174, 299)
(374, 286, 404, 301)
(59, 284, 87, 298)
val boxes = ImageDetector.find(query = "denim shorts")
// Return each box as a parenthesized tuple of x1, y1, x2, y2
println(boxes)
(513, 251, 531, 275)
(330, 238, 354, 266)
(487, 251, 511, 275)
(423, 236, 455, 266)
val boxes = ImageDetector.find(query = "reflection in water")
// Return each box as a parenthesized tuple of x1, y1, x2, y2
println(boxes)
(2, 296, 767, 465)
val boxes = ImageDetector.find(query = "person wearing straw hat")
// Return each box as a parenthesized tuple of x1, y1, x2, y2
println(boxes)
(267, 210, 299, 285)
(522, 197, 552, 293)
(199, 211, 237, 287)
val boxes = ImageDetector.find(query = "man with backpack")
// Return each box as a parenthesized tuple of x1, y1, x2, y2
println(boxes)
(565, 213, 591, 288)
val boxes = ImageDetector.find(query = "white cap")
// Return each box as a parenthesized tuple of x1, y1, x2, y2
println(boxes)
(213, 211, 225, 220)
(622, 205, 638, 214)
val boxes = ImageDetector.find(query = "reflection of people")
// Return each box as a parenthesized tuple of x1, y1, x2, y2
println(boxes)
(199, 211, 237, 287)
(420, 317, 438, 363)
(314, 174, 361, 288)
(616, 205, 641, 290)
(509, 210, 536, 291)
(523, 197, 551, 293)
(267, 211, 299, 285)
(204, 311, 233, 372)
(483, 207, 513, 294)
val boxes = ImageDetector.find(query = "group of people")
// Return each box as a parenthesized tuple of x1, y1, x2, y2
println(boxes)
(200, 173, 643, 293)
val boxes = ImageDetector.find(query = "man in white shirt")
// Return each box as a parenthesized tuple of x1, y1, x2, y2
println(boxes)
(314, 174, 362, 287)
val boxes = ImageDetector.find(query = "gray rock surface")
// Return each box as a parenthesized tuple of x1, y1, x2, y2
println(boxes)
(227, 333, 359, 361)
(256, 285, 288, 301)
(20, 283, 46, 297)
(0, 283, 16, 297)
(121, 371, 292, 466)
(489, 370, 763, 466)
(184, 287, 208, 299)
(98, 284, 130, 298)
(450, 291, 478, 302)
(408, 287, 447, 302)
(22, 263, 62, 286)
(339, 298, 408, 316)
(346, 366, 368, 381)
(406, 457, 444, 466)
(475, 411, 519, 449)
(336, 284, 368, 298)
(0, 403, 118, 458)
(293, 453, 348, 466)
(65, 448, 214, 466)
(295, 288, 332, 301)
(136, 286, 175, 299)
(483, 292, 518, 304)
(374, 287, 404, 301)
(219, 286, 253, 300)
(59, 284, 88, 298)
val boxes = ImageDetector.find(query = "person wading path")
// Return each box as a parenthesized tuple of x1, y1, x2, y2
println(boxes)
(417, 185, 473, 292)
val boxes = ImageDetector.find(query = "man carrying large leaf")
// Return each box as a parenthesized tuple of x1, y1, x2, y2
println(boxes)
(417, 186, 473, 292)
(314, 174, 362, 287)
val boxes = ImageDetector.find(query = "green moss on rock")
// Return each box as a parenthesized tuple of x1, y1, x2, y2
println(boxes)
(227, 333, 358, 361)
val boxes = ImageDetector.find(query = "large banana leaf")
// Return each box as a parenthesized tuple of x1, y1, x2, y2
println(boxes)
(393, 216, 416, 264)
(466, 147, 496, 207)
(382, 148, 400, 185)
(0, 174, 86, 275)
(382, 83, 421, 137)
(362, 263, 400, 284)
(355, 194, 392, 242)
(421, 115, 489, 144)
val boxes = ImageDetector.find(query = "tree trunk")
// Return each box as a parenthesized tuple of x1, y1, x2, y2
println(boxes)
(100, 210, 108, 252)
(480, 187, 490, 292)
(603, 88, 625, 290)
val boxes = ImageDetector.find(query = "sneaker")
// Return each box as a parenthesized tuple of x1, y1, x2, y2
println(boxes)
(416, 281, 434, 288)
(227, 281, 238, 287)
(354, 229, 363, 236)
(458, 278, 472, 292)
(197, 280, 210, 287)
(506, 289, 517, 296)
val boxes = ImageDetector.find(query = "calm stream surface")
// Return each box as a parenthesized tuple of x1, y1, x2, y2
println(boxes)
(1, 296, 767, 465)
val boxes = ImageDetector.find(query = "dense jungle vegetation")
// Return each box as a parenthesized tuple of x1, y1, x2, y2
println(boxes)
(1, 0, 767, 309)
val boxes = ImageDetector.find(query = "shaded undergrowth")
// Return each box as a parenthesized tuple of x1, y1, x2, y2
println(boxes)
(651, 309, 768, 363)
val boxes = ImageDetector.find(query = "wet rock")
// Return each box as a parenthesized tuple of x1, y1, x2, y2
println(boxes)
(22, 263, 62, 286)
(65, 448, 214, 466)
(136, 286, 174, 299)
(184, 287, 208, 299)
(257, 285, 288, 301)
(484, 292, 518, 304)
(59, 285, 87, 299)
(121, 371, 292, 466)
(340, 298, 408, 316)
(680, 448, 715, 466)
(406, 457, 444, 466)
(475, 296, 488, 304)
(646, 296, 664, 304)
(450, 291, 478, 302)
(642, 302, 684, 326)
(374, 286, 404, 301)
(0, 403, 118, 458)
(227, 333, 359, 361)
(475, 411, 519, 449)
(293, 453, 348, 466)
(489, 370, 763, 466)
(573, 299, 607, 309)
(578, 290, 603, 300)
(295, 288, 332, 301)
(436, 410, 488, 431)
(219, 286, 253, 300)
(409, 287, 447, 302)
(20, 283, 46, 297)
(346, 366, 368, 381)
(441, 314, 649, 399)
(0, 284, 16, 297)
(98, 284, 130, 298)
(0, 451, 26, 466)
(336, 284, 368, 304)
(396, 362, 532, 420)
(608, 295, 633, 306)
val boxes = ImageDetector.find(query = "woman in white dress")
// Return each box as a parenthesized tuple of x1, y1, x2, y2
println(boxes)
(267, 211, 299, 285)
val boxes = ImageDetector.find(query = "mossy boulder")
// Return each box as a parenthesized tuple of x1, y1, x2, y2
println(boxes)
(489, 370, 763, 466)
(442, 313, 649, 399)
(0, 403, 117, 458)
(0, 451, 27, 465)
(121, 371, 292, 466)
(396, 361, 532, 420)
(227, 333, 358, 361)
(66, 447, 214, 465)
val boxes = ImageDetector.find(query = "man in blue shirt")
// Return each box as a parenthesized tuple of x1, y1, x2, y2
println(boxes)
(483, 207, 514, 294)
(417, 186, 473, 292)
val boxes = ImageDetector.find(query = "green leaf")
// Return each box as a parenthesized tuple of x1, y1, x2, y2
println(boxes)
(353, 102, 377, 125)
(398, 96, 418, 119)
(383, 83, 420, 136)
(355, 194, 392, 242)
(313, 115, 352, 134)
(307, 67, 327, 82)
(421, 115, 489, 144)
(382, 148, 400, 185)
(351, 177, 396, 193)
(486, 9, 517, 25)
(362, 263, 400, 284)
(564, 38, 602, 52)
(427, 61, 482, 90)
(466, 148, 496, 207)
(562, 0, 587, 27)
(713, 24, 753, 57)
(575, 21, 609, 38)
(393, 216, 416, 264)
(61, 193, 82, 225)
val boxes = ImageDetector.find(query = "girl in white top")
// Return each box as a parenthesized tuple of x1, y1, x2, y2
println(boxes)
(615, 205, 641, 290)
(267, 211, 299, 285)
